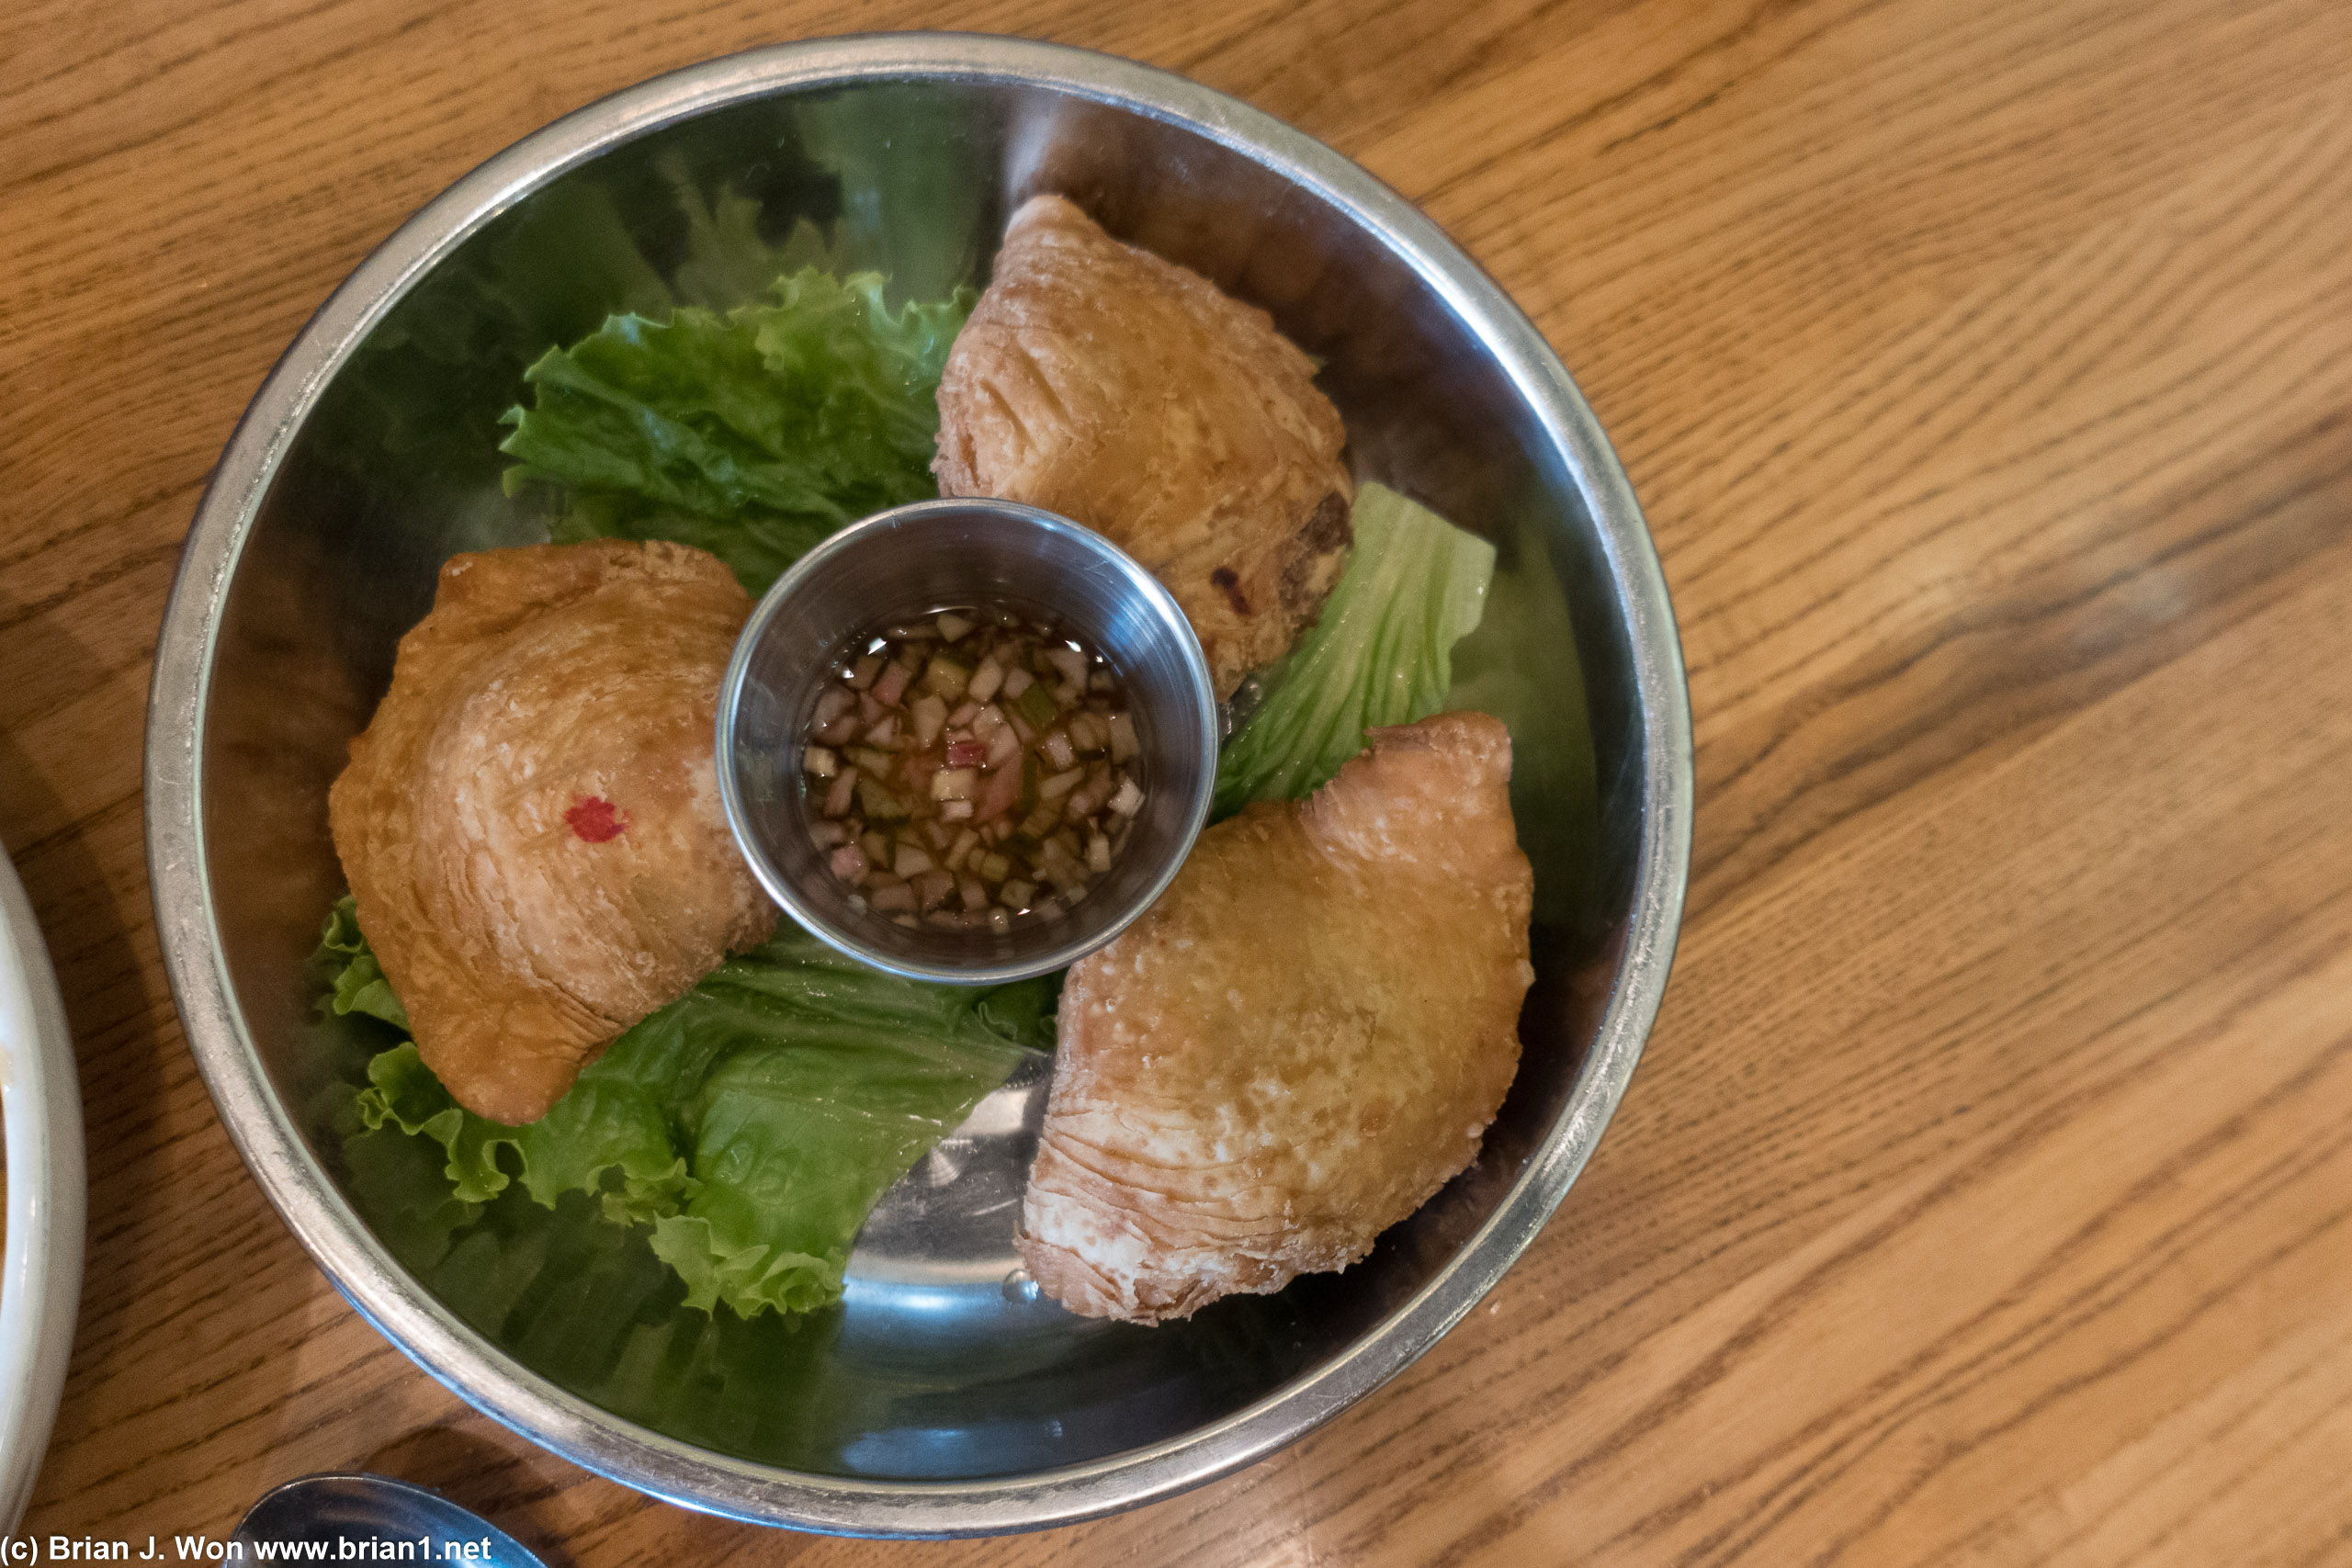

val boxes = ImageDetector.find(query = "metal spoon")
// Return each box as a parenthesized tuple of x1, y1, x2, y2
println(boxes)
(232, 1473, 547, 1567)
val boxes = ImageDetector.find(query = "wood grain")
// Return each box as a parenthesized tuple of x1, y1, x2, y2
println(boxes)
(6, 0, 2351, 1562)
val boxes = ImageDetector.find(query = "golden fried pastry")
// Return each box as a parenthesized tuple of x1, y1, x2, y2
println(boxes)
(1021, 711, 1533, 1324)
(329, 540, 775, 1124)
(933, 194, 1354, 698)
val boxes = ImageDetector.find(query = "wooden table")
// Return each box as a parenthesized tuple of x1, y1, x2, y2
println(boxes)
(8, 0, 2351, 1562)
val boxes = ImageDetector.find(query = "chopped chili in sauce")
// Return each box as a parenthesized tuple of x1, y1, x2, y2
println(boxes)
(802, 607, 1146, 932)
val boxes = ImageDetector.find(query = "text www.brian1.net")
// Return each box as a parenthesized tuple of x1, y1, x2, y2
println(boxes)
(5, 1539, 501, 1562)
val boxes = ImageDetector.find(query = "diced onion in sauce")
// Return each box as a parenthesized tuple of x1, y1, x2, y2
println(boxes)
(801, 605, 1145, 925)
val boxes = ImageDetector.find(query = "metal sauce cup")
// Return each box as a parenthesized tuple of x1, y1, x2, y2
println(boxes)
(716, 498, 1219, 984)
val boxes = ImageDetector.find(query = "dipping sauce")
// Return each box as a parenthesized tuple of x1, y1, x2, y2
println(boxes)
(802, 608, 1145, 931)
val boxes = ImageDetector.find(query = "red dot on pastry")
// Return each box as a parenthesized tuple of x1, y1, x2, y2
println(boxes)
(566, 795, 627, 842)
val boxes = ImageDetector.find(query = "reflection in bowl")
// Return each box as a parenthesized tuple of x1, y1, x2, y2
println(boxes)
(147, 34, 1691, 1537)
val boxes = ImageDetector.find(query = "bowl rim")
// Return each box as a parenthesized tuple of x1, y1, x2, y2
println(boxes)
(143, 31, 1695, 1538)
(714, 497, 1223, 987)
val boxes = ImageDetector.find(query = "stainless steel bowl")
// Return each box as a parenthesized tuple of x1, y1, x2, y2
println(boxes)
(716, 498, 1220, 985)
(146, 33, 1692, 1537)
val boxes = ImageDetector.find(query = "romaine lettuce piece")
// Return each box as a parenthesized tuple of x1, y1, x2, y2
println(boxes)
(330, 900, 1047, 1320)
(1213, 482, 1497, 815)
(499, 268, 974, 593)
(1446, 519, 1602, 932)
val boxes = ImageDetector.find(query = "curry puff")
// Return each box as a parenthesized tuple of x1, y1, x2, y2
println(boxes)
(1020, 711, 1533, 1325)
(933, 194, 1354, 699)
(329, 539, 775, 1125)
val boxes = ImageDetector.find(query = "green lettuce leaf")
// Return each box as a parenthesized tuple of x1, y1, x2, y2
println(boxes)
(320, 897, 411, 1030)
(327, 899, 1046, 1319)
(355, 1038, 694, 1226)
(499, 268, 974, 594)
(633, 940, 1036, 1315)
(1213, 482, 1497, 815)
(1445, 519, 1602, 932)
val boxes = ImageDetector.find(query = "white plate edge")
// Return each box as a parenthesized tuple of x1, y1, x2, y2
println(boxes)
(0, 846, 87, 1533)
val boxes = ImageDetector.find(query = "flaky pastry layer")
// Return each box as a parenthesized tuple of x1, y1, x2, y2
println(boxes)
(1022, 711, 1533, 1323)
